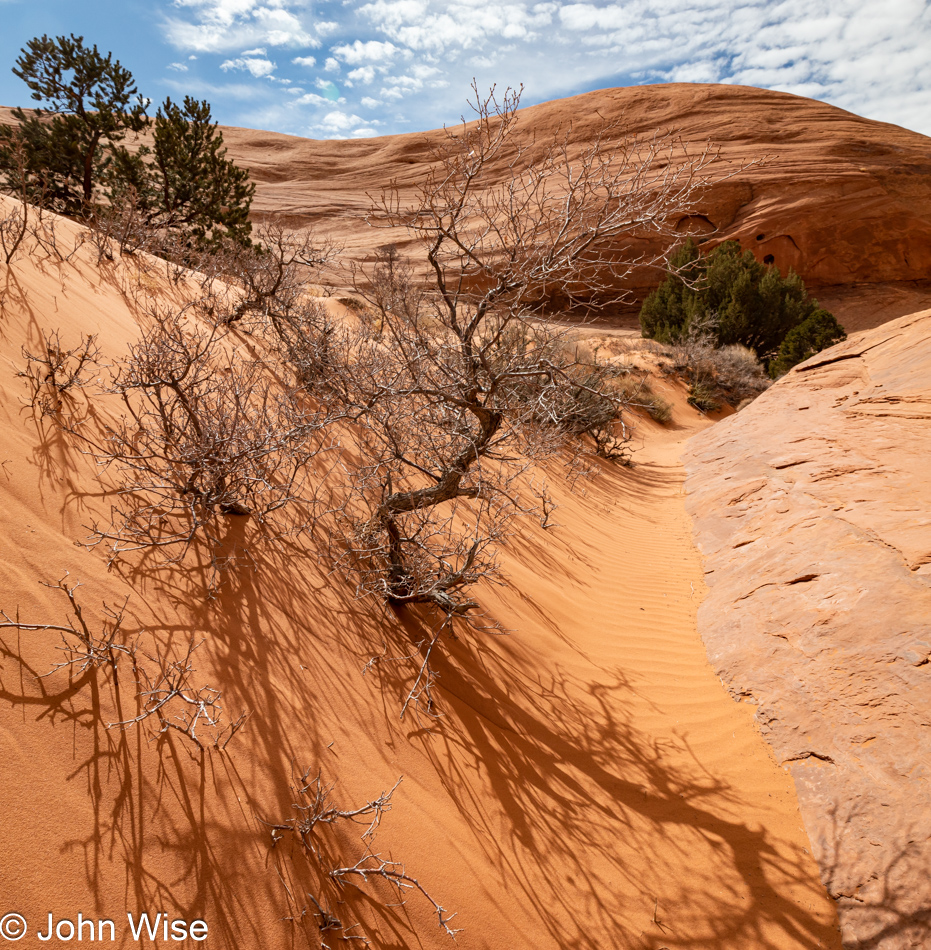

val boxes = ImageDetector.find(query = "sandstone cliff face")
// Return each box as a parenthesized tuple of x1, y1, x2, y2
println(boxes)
(223, 84, 931, 328)
(684, 310, 931, 949)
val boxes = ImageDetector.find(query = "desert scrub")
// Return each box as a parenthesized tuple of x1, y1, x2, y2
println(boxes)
(640, 237, 845, 375)
(616, 374, 673, 423)
(687, 378, 721, 412)
(662, 321, 771, 410)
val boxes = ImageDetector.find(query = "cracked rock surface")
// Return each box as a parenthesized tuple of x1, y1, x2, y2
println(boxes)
(684, 309, 931, 950)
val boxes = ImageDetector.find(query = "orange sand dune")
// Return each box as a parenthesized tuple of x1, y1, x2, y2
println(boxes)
(0, 199, 840, 948)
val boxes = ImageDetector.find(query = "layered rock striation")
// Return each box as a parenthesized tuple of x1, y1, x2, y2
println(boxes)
(684, 310, 931, 949)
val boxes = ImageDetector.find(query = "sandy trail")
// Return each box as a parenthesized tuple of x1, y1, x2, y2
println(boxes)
(412, 388, 843, 949)
(0, 205, 839, 949)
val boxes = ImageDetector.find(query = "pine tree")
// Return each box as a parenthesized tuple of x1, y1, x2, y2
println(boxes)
(0, 34, 148, 213)
(109, 96, 254, 249)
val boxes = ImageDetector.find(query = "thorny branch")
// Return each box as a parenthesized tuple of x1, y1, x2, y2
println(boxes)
(109, 636, 247, 749)
(264, 769, 459, 945)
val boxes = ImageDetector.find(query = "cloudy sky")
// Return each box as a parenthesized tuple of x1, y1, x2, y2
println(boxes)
(1, 0, 929, 139)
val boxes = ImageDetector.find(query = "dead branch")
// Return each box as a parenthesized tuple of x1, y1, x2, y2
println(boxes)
(264, 770, 458, 944)
(109, 636, 247, 750)
(330, 853, 461, 939)
(266, 768, 402, 846)
(18, 328, 101, 415)
(0, 573, 134, 676)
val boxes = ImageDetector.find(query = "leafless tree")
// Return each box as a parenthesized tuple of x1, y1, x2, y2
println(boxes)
(266, 83, 728, 622)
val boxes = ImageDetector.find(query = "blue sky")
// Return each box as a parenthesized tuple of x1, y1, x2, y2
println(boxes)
(1, 0, 929, 139)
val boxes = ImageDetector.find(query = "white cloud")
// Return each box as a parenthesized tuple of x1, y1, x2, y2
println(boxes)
(295, 92, 331, 105)
(220, 54, 277, 77)
(348, 66, 376, 84)
(168, 62, 189, 72)
(159, 0, 931, 138)
(360, 0, 553, 52)
(332, 39, 399, 64)
(163, 0, 318, 52)
(314, 109, 369, 136)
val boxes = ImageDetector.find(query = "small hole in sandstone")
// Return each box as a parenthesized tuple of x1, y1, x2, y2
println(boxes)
(763, 253, 775, 264)
(756, 233, 765, 241)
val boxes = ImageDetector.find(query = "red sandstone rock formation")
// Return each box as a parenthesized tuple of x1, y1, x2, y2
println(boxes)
(221, 83, 931, 329)
(684, 310, 931, 950)
(4, 83, 931, 329)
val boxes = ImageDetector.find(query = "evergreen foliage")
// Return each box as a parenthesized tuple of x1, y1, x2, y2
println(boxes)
(0, 34, 148, 213)
(768, 307, 848, 378)
(109, 96, 255, 248)
(639, 238, 846, 376)
(0, 35, 253, 248)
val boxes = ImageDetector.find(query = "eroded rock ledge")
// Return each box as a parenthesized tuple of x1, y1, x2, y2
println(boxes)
(683, 310, 931, 950)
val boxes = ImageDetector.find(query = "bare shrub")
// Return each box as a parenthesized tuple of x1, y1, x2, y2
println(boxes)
(0, 132, 34, 265)
(712, 343, 773, 400)
(265, 769, 458, 945)
(87, 187, 157, 262)
(25, 206, 87, 264)
(0, 199, 28, 266)
(18, 328, 101, 415)
(663, 318, 771, 411)
(79, 301, 325, 570)
(218, 218, 339, 327)
(110, 636, 247, 750)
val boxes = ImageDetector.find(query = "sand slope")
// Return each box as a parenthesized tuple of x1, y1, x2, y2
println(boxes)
(0, 200, 840, 948)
